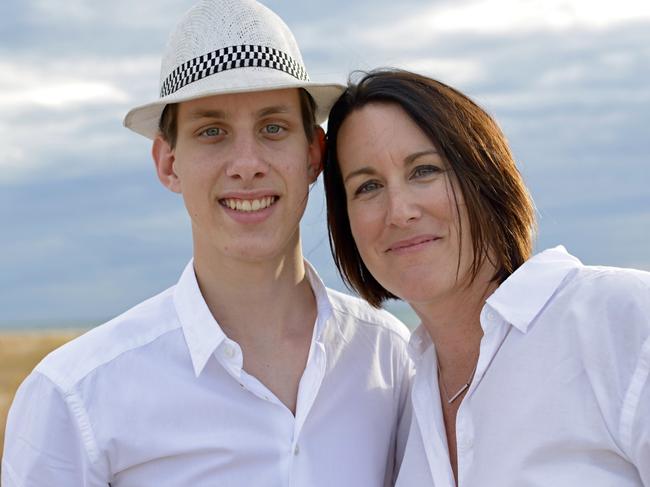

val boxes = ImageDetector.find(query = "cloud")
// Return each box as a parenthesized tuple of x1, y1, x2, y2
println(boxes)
(0, 0, 194, 55)
(0, 56, 159, 109)
(0, 168, 192, 324)
(391, 0, 650, 38)
(1, 0, 648, 326)
(0, 54, 160, 184)
(0, 61, 129, 110)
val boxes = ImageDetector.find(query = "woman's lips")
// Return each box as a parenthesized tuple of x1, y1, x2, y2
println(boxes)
(386, 235, 440, 253)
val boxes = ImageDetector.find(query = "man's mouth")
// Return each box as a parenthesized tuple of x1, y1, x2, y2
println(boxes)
(219, 196, 278, 212)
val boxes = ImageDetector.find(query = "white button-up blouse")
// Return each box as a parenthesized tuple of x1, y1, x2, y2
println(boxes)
(3, 261, 412, 487)
(396, 246, 650, 486)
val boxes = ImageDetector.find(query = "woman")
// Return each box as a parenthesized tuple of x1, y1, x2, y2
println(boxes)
(324, 69, 650, 486)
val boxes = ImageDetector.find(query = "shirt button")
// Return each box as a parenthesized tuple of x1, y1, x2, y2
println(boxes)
(458, 435, 473, 451)
(223, 345, 235, 358)
(487, 311, 496, 321)
(293, 444, 300, 456)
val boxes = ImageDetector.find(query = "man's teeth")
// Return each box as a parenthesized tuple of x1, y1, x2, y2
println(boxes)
(222, 197, 276, 212)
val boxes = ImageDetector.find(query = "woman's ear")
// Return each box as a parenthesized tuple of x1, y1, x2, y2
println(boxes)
(152, 136, 181, 193)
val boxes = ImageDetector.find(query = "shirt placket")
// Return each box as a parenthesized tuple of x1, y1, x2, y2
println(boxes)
(414, 351, 457, 487)
(456, 308, 511, 486)
(288, 338, 327, 487)
(216, 340, 286, 409)
(215, 323, 328, 487)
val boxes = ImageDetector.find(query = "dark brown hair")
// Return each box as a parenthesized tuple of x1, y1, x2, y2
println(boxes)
(324, 69, 536, 307)
(158, 88, 317, 148)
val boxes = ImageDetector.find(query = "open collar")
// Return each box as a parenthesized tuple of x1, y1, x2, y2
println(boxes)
(174, 259, 334, 377)
(486, 246, 582, 333)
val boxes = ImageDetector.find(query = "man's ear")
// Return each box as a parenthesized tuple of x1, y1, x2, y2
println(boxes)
(152, 136, 181, 193)
(307, 126, 326, 183)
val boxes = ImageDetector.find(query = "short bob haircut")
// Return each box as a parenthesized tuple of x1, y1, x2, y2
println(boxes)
(324, 69, 536, 308)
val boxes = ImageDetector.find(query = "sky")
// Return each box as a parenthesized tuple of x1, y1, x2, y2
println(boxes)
(1, 0, 648, 328)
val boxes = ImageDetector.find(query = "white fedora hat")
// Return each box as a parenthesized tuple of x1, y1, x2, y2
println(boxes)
(124, 0, 344, 139)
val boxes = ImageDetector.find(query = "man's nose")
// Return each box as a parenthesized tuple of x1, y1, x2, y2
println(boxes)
(225, 135, 269, 182)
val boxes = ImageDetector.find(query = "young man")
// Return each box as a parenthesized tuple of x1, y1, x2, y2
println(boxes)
(1, 1, 411, 486)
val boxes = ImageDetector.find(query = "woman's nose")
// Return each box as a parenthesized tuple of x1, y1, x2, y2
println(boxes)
(385, 188, 421, 227)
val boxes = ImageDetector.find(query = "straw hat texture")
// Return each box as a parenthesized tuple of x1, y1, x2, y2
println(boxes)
(124, 0, 344, 139)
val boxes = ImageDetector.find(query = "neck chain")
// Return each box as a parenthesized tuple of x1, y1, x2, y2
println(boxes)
(437, 360, 478, 404)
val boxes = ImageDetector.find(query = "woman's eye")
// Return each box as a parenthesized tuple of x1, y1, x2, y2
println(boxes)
(355, 180, 382, 196)
(412, 165, 440, 178)
(199, 127, 223, 138)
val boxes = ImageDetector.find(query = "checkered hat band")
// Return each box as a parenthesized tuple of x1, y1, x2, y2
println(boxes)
(160, 44, 310, 98)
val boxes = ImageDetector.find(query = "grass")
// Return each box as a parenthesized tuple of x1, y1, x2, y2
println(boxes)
(0, 330, 83, 458)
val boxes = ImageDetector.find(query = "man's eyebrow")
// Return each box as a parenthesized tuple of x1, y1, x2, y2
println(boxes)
(185, 105, 292, 121)
(186, 109, 227, 121)
(257, 105, 292, 117)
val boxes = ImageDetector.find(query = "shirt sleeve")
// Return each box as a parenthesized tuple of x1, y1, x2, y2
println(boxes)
(617, 272, 650, 484)
(625, 335, 650, 485)
(388, 346, 415, 486)
(395, 361, 414, 474)
(1, 371, 108, 486)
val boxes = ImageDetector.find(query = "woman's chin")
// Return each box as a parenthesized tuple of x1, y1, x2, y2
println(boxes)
(386, 283, 437, 306)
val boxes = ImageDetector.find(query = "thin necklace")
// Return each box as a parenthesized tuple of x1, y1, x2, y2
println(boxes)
(437, 359, 478, 404)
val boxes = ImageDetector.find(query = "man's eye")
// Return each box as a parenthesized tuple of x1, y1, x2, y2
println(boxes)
(263, 124, 284, 135)
(200, 127, 223, 137)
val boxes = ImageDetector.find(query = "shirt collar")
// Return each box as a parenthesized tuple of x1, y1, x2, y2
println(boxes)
(174, 259, 334, 377)
(407, 324, 432, 362)
(303, 260, 334, 341)
(174, 260, 227, 377)
(486, 245, 582, 333)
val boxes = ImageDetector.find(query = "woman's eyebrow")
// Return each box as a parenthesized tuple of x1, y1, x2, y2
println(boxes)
(404, 149, 439, 166)
(343, 167, 377, 184)
(343, 149, 440, 183)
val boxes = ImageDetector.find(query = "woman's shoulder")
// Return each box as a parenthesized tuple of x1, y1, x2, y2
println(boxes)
(567, 263, 650, 305)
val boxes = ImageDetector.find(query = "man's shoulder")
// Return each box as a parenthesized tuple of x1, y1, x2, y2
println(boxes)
(36, 285, 181, 392)
(325, 288, 410, 345)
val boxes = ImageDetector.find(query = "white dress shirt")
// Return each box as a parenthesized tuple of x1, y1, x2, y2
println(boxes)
(396, 246, 650, 486)
(2, 260, 412, 487)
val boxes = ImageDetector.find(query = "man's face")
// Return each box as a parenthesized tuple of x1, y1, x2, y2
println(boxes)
(158, 88, 322, 265)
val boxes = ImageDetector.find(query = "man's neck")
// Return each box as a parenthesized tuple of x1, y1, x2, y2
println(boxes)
(192, 242, 316, 342)
(192, 241, 318, 414)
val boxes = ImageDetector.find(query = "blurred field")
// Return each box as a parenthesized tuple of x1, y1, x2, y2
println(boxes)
(0, 330, 83, 458)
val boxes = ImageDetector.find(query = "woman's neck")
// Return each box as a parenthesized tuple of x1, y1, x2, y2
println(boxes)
(412, 263, 498, 371)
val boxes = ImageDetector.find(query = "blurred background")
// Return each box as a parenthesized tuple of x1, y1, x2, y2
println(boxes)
(1, 0, 649, 457)
(1, 0, 649, 330)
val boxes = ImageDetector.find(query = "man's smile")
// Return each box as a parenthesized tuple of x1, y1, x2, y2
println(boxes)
(219, 196, 279, 212)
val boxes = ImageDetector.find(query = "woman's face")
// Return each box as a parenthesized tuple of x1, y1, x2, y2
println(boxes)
(336, 102, 476, 306)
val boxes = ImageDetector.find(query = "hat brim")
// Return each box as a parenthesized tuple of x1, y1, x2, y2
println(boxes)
(123, 67, 345, 139)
